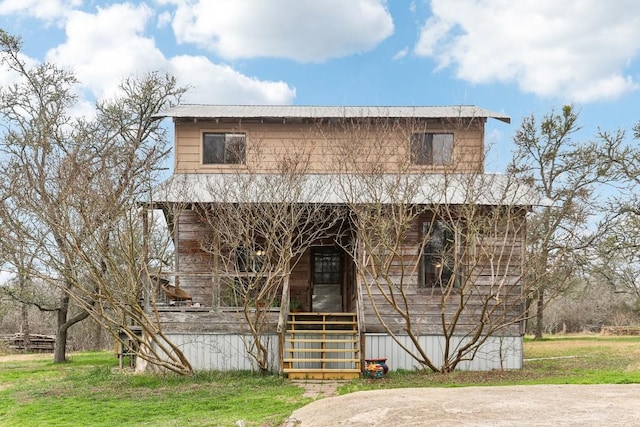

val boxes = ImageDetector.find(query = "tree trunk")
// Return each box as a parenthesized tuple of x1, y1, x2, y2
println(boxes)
(94, 320, 104, 351)
(53, 291, 90, 362)
(21, 303, 31, 352)
(534, 290, 544, 340)
(54, 294, 70, 363)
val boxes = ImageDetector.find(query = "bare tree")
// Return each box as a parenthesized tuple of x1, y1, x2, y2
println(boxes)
(324, 116, 536, 372)
(0, 207, 60, 351)
(509, 105, 615, 339)
(188, 141, 345, 372)
(0, 31, 191, 372)
(592, 122, 640, 308)
(0, 30, 92, 361)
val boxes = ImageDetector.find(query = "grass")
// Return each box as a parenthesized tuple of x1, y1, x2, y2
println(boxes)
(1, 335, 639, 426)
(339, 334, 640, 394)
(0, 353, 308, 427)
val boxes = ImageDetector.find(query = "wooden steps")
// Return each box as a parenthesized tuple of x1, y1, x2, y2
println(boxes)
(284, 312, 360, 380)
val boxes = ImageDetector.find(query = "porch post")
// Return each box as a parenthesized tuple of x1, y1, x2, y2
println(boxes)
(212, 228, 219, 309)
(141, 205, 151, 314)
(355, 234, 366, 368)
(277, 265, 291, 374)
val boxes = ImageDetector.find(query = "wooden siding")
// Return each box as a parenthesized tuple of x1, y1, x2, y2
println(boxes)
(359, 212, 526, 336)
(158, 309, 280, 334)
(175, 209, 215, 306)
(173, 209, 345, 312)
(170, 205, 525, 338)
(289, 248, 311, 311)
(364, 333, 523, 371)
(173, 119, 485, 174)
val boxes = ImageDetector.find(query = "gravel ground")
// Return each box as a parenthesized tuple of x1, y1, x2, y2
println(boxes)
(286, 384, 640, 426)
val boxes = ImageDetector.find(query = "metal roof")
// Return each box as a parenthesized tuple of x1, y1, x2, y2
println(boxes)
(149, 173, 544, 206)
(154, 105, 511, 123)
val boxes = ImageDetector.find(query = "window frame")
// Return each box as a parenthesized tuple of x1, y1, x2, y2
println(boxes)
(420, 220, 462, 289)
(410, 132, 454, 165)
(202, 132, 246, 165)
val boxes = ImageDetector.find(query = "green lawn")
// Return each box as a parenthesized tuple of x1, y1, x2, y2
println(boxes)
(1, 335, 639, 426)
(0, 353, 307, 427)
(340, 335, 640, 394)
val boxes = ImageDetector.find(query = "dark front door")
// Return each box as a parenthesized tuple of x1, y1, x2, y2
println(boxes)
(311, 247, 343, 312)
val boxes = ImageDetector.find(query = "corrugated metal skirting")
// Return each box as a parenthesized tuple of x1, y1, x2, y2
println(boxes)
(364, 334, 523, 371)
(160, 332, 521, 372)
(164, 333, 279, 371)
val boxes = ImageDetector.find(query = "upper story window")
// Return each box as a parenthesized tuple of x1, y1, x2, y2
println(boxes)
(410, 133, 454, 165)
(203, 132, 246, 164)
(421, 220, 461, 288)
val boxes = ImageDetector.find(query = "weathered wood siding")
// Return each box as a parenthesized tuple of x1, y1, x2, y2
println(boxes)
(289, 248, 311, 311)
(173, 208, 344, 314)
(158, 309, 280, 334)
(365, 333, 522, 371)
(175, 209, 215, 306)
(171, 206, 525, 338)
(360, 211, 526, 336)
(173, 118, 485, 174)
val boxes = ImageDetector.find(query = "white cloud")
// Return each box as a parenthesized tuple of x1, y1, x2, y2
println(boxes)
(169, 55, 295, 104)
(0, 52, 39, 86)
(415, 0, 640, 102)
(393, 47, 408, 61)
(164, 0, 394, 62)
(157, 10, 172, 29)
(0, 0, 79, 22)
(44, 3, 295, 104)
(47, 4, 165, 100)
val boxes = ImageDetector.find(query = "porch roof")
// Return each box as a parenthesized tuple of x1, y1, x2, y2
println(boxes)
(154, 105, 511, 124)
(148, 173, 546, 207)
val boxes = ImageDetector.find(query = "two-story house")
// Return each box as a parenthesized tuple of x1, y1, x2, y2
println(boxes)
(147, 105, 537, 378)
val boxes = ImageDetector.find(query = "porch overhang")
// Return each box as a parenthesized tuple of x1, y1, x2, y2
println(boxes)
(146, 173, 547, 207)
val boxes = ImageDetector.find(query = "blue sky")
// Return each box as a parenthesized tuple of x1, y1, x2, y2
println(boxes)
(0, 0, 638, 171)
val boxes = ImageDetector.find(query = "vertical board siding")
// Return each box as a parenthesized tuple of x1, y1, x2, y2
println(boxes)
(163, 333, 279, 371)
(364, 334, 522, 371)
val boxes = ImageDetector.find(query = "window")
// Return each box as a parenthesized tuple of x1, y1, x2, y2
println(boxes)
(235, 244, 265, 273)
(203, 132, 246, 164)
(223, 245, 267, 306)
(421, 220, 460, 288)
(410, 133, 454, 165)
(312, 248, 343, 285)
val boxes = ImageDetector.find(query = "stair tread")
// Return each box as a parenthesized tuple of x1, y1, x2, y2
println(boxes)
(287, 339, 358, 344)
(288, 331, 357, 334)
(285, 348, 357, 353)
(284, 357, 359, 361)
(283, 368, 361, 372)
(289, 320, 357, 324)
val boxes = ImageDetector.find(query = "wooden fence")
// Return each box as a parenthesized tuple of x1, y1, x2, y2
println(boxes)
(0, 333, 56, 353)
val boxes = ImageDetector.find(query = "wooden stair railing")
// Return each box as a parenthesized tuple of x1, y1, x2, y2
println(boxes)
(283, 312, 360, 380)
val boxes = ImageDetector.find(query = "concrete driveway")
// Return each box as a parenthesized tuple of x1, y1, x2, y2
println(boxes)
(286, 384, 640, 426)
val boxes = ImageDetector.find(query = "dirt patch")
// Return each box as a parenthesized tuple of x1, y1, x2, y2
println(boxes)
(291, 380, 344, 399)
(0, 353, 52, 362)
